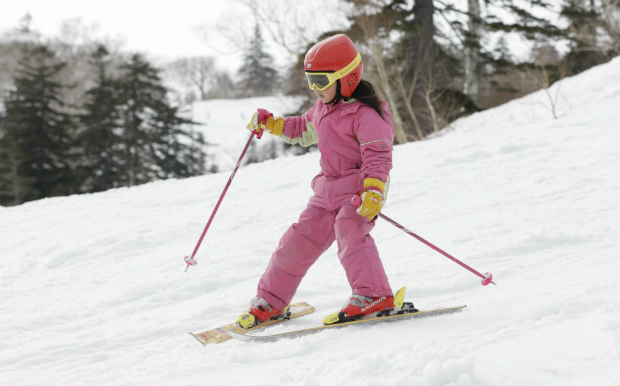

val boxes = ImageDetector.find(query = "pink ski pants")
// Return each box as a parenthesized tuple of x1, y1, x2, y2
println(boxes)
(256, 203, 393, 310)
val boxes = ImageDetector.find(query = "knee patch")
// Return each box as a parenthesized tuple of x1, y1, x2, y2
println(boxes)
(272, 227, 323, 276)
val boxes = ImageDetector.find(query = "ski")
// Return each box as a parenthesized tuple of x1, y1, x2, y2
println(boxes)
(189, 301, 315, 345)
(228, 305, 466, 342)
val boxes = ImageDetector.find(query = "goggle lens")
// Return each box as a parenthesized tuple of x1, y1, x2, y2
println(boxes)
(306, 73, 334, 90)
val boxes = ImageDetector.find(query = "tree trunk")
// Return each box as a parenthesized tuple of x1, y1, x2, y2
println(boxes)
(9, 152, 21, 205)
(411, 0, 435, 89)
(464, 0, 481, 105)
(369, 40, 408, 144)
(406, 0, 435, 135)
(395, 71, 423, 140)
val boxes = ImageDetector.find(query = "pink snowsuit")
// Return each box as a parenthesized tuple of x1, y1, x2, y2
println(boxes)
(257, 99, 395, 310)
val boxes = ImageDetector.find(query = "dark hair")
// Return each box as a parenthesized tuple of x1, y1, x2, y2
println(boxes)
(344, 80, 386, 121)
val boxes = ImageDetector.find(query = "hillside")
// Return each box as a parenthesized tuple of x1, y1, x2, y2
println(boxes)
(1, 57, 619, 386)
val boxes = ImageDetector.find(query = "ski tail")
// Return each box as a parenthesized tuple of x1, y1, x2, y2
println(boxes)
(190, 302, 314, 345)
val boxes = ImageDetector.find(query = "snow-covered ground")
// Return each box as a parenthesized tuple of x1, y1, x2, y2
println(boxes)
(2, 57, 620, 386)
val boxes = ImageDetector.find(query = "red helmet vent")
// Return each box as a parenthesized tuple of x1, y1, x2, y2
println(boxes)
(346, 72, 359, 88)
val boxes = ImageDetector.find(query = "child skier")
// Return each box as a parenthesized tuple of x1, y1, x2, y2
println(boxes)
(238, 34, 396, 328)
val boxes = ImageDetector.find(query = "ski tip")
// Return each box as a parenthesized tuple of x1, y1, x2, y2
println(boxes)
(188, 332, 207, 345)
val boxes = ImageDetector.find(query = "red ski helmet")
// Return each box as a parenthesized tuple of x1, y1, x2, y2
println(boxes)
(304, 34, 363, 98)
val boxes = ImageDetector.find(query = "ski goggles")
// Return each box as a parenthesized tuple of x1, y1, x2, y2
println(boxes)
(305, 53, 362, 91)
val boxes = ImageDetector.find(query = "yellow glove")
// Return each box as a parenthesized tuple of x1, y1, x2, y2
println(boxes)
(357, 178, 385, 220)
(246, 111, 285, 136)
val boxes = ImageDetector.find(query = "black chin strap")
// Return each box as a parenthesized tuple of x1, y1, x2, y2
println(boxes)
(325, 80, 342, 106)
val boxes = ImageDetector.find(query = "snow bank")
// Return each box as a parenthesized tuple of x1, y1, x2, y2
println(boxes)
(1, 57, 620, 385)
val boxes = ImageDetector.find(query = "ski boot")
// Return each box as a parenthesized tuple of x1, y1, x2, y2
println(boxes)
(236, 297, 291, 329)
(322, 295, 394, 325)
(322, 287, 414, 325)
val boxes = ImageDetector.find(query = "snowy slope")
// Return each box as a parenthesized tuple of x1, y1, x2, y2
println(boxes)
(2, 57, 620, 386)
(187, 96, 305, 171)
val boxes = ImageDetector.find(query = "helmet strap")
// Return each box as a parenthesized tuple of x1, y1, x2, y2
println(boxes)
(325, 80, 342, 106)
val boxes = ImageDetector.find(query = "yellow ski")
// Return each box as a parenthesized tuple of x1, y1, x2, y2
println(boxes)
(228, 305, 466, 342)
(189, 302, 315, 345)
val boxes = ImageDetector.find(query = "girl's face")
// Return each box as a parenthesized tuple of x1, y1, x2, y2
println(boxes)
(313, 82, 337, 103)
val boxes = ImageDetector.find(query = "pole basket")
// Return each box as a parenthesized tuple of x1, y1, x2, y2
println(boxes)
(481, 272, 493, 286)
(184, 256, 197, 266)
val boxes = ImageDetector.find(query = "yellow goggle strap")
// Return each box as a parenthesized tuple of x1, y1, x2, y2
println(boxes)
(334, 52, 362, 81)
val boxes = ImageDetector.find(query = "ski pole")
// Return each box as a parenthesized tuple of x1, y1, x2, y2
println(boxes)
(352, 196, 495, 286)
(184, 120, 266, 272)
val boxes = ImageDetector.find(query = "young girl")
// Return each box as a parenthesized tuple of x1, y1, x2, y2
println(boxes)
(238, 34, 395, 328)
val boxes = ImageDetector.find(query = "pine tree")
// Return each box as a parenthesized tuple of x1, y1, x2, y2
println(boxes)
(237, 25, 279, 97)
(561, 0, 611, 75)
(0, 46, 77, 205)
(115, 54, 206, 186)
(78, 45, 124, 192)
(0, 118, 34, 206)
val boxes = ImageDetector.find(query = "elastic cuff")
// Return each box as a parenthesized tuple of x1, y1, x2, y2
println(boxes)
(363, 177, 385, 193)
(363, 189, 383, 197)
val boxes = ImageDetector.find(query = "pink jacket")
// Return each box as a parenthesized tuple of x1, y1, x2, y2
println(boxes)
(281, 99, 394, 211)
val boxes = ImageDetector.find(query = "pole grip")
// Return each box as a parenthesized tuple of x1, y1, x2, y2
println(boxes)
(256, 108, 273, 139)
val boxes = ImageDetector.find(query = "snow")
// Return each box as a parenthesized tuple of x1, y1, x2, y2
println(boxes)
(187, 95, 306, 171)
(2, 57, 620, 385)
